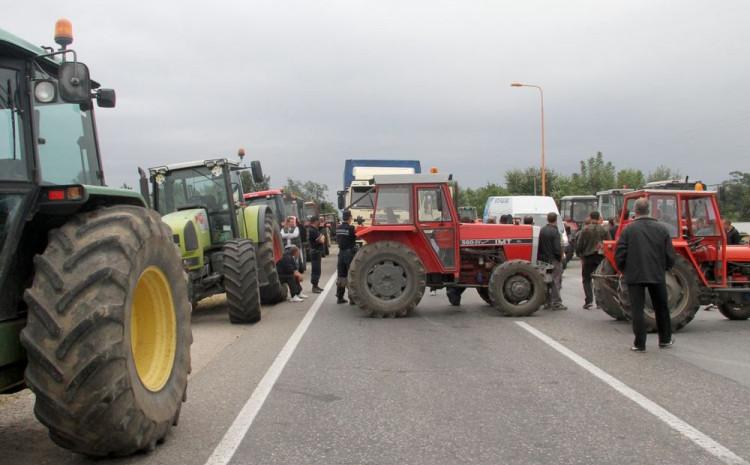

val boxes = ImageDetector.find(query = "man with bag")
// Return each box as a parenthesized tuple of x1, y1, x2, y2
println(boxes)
(576, 211, 611, 309)
(307, 217, 325, 293)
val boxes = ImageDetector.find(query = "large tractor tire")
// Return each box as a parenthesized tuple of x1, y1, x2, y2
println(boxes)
(477, 287, 492, 305)
(21, 205, 191, 456)
(348, 241, 426, 318)
(223, 240, 262, 324)
(621, 255, 701, 332)
(488, 260, 546, 317)
(256, 213, 286, 305)
(717, 301, 750, 321)
(593, 259, 628, 321)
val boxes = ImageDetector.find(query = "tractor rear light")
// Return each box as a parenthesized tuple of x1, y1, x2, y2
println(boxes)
(66, 186, 83, 200)
(47, 189, 65, 200)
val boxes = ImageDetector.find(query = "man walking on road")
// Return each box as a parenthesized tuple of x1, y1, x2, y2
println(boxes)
(576, 211, 611, 309)
(336, 210, 357, 304)
(307, 217, 325, 293)
(616, 197, 676, 352)
(538, 212, 566, 310)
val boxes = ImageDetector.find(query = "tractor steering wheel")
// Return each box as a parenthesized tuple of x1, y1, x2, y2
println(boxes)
(687, 236, 704, 250)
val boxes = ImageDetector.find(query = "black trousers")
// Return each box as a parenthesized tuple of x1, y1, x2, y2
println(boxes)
(280, 275, 302, 297)
(582, 255, 603, 305)
(310, 250, 322, 287)
(628, 282, 671, 349)
(337, 249, 355, 299)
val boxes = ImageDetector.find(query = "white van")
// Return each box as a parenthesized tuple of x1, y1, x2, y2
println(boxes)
(483, 196, 569, 249)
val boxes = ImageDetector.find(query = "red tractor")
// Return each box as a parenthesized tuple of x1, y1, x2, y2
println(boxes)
(347, 174, 550, 317)
(593, 189, 750, 331)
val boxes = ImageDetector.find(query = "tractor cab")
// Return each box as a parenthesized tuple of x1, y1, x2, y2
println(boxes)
(350, 174, 547, 318)
(596, 188, 633, 222)
(560, 195, 598, 230)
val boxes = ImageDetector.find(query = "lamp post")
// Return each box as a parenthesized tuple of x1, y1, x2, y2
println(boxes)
(511, 82, 546, 196)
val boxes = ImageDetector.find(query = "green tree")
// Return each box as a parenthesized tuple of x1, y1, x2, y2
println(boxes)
(459, 183, 508, 213)
(284, 178, 330, 205)
(616, 169, 645, 189)
(240, 172, 271, 193)
(647, 165, 680, 182)
(570, 151, 616, 194)
(718, 171, 750, 221)
(504, 167, 558, 195)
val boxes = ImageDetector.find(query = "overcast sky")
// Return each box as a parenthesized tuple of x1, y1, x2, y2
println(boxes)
(6, 1, 750, 197)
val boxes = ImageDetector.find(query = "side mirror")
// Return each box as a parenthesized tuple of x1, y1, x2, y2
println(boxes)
(250, 160, 264, 184)
(137, 167, 151, 209)
(58, 62, 91, 103)
(96, 88, 116, 108)
(337, 191, 345, 210)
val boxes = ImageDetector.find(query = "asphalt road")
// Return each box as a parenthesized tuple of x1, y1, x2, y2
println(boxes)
(1, 254, 749, 465)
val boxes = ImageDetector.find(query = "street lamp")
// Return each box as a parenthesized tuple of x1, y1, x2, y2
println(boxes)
(511, 82, 546, 196)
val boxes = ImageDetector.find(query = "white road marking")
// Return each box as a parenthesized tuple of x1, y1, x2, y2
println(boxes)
(204, 274, 337, 465)
(516, 321, 748, 465)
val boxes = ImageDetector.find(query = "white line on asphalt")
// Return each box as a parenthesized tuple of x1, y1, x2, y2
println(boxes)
(515, 321, 749, 465)
(204, 274, 338, 465)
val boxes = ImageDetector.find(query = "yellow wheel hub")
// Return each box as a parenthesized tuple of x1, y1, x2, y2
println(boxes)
(131, 266, 177, 392)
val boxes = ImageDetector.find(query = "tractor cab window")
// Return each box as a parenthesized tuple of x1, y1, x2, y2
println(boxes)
(0, 67, 28, 181)
(650, 195, 679, 238)
(35, 103, 102, 185)
(374, 185, 412, 225)
(687, 197, 719, 236)
(418, 188, 451, 223)
(351, 186, 375, 209)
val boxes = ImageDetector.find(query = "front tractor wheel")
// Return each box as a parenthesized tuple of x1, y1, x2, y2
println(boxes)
(348, 241, 426, 318)
(488, 260, 546, 317)
(718, 301, 750, 321)
(223, 240, 262, 324)
(21, 205, 191, 456)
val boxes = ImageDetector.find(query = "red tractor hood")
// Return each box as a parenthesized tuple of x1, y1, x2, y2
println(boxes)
(458, 223, 534, 244)
(727, 244, 750, 262)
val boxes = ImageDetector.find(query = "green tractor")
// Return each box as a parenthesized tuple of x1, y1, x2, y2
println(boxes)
(0, 22, 191, 455)
(141, 155, 287, 320)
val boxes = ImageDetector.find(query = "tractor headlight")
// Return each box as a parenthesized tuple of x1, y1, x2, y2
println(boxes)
(34, 80, 57, 103)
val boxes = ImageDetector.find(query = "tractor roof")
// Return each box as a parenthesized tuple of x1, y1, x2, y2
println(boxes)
(148, 159, 239, 173)
(596, 188, 634, 195)
(625, 189, 716, 197)
(373, 173, 451, 185)
(244, 189, 283, 199)
(560, 195, 597, 200)
(0, 28, 51, 60)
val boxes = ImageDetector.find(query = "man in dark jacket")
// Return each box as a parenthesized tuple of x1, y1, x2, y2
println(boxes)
(616, 198, 676, 352)
(538, 212, 566, 310)
(724, 219, 742, 245)
(307, 217, 325, 293)
(336, 210, 357, 304)
(576, 211, 611, 309)
(277, 246, 305, 302)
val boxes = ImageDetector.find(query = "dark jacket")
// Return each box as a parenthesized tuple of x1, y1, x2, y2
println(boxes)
(615, 217, 676, 284)
(576, 223, 611, 257)
(538, 223, 562, 264)
(276, 251, 299, 278)
(308, 226, 324, 252)
(727, 226, 742, 245)
(336, 222, 357, 251)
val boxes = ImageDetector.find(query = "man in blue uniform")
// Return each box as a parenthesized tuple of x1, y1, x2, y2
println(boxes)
(336, 211, 357, 304)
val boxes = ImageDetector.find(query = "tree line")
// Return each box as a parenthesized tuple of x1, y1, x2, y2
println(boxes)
(458, 152, 750, 221)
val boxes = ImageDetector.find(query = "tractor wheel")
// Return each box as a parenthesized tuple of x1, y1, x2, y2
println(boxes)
(446, 287, 464, 306)
(256, 213, 286, 304)
(593, 259, 627, 321)
(21, 205, 191, 456)
(223, 240, 262, 324)
(348, 241, 426, 318)
(488, 260, 546, 317)
(476, 287, 492, 305)
(621, 255, 701, 332)
(717, 302, 750, 320)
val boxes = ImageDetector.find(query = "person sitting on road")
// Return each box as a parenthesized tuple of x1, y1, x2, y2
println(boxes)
(276, 246, 307, 302)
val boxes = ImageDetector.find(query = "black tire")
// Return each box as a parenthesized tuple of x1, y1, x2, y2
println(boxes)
(223, 240, 262, 324)
(718, 301, 750, 320)
(621, 255, 701, 332)
(476, 287, 492, 305)
(21, 205, 191, 456)
(256, 213, 286, 304)
(488, 260, 546, 317)
(593, 259, 628, 321)
(447, 287, 464, 306)
(348, 241, 426, 318)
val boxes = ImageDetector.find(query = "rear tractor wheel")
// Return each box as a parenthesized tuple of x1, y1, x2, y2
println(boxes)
(223, 240, 262, 324)
(488, 260, 546, 317)
(21, 205, 192, 456)
(593, 259, 628, 321)
(256, 213, 287, 304)
(718, 301, 750, 320)
(348, 241, 426, 318)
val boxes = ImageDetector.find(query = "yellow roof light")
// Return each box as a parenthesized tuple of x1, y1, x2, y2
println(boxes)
(54, 19, 73, 48)
(430, 167, 439, 174)
(694, 182, 705, 191)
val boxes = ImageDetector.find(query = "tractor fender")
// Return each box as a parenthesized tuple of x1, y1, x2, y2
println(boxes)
(161, 208, 211, 270)
(242, 204, 273, 243)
